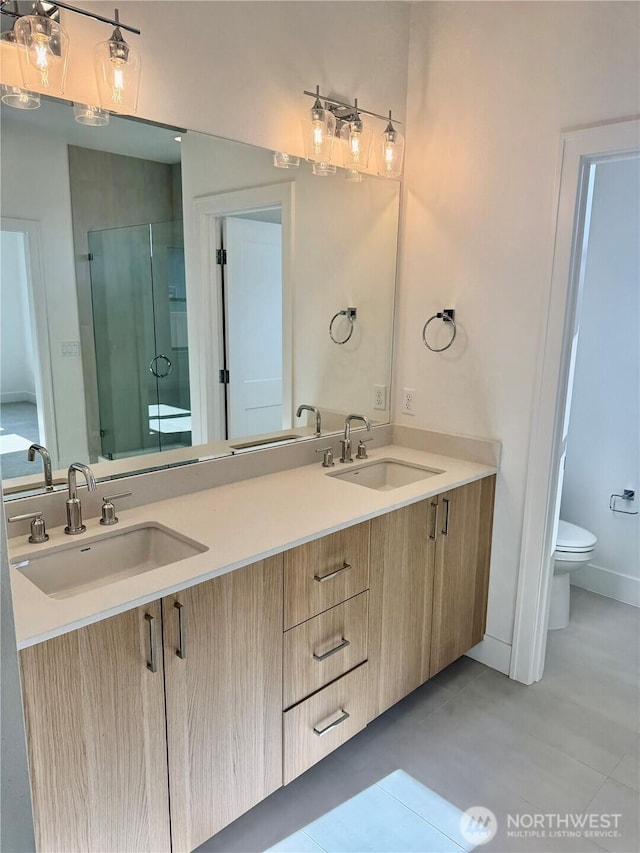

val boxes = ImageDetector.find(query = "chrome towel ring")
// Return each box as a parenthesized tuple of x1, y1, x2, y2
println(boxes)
(329, 307, 357, 345)
(422, 309, 456, 352)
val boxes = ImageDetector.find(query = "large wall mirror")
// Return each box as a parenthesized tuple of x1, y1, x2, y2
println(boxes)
(0, 96, 400, 499)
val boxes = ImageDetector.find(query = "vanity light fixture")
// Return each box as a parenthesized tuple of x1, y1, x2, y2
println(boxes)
(0, 1, 141, 112)
(73, 102, 108, 125)
(94, 8, 141, 115)
(273, 151, 299, 169)
(311, 161, 336, 177)
(13, 0, 69, 96)
(302, 87, 403, 179)
(302, 85, 336, 165)
(340, 99, 373, 171)
(0, 83, 39, 107)
(376, 111, 405, 178)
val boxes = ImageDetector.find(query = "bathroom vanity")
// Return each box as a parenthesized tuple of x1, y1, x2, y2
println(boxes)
(9, 436, 497, 852)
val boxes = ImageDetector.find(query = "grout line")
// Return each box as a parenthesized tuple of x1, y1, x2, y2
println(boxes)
(301, 828, 328, 853)
(374, 780, 467, 852)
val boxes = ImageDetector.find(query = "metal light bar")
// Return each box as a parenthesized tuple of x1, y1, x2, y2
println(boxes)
(303, 89, 402, 125)
(0, 1, 140, 35)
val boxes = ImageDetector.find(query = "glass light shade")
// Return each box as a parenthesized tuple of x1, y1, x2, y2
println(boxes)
(1, 84, 40, 109)
(345, 167, 363, 183)
(311, 162, 336, 177)
(341, 118, 372, 171)
(376, 121, 405, 179)
(302, 105, 336, 163)
(14, 14, 69, 96)
(74, 103, 109, 126)
(273, 152, 300, 169)
(94, 35, 141, 115)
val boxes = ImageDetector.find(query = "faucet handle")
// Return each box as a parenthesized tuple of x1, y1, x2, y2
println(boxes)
(356, 439, 373, 460)
(8, 511, 49, 544)
(100, 492, 132, 526)
(315, 447, 335, 468)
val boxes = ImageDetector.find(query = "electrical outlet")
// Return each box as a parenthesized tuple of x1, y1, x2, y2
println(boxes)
(373, 384, 387, 410)
(402, 387, 416, 415)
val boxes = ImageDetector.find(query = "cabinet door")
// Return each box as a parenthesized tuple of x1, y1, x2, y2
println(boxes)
(163, 556, 283, 852)
(20, 602, 170, 853)
(430, 476, 496, 677)
(368, 499, 436, 718)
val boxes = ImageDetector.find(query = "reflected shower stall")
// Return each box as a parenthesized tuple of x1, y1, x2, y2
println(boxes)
(88, 220, 191, 460)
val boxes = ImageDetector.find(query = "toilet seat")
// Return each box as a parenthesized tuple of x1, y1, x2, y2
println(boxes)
(556, 520, 597, 553)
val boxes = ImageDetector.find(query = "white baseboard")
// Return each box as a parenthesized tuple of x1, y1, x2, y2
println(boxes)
(0, 392, 36, 405)
(465, 634, 512, 675)
(571, 564, 640, 608)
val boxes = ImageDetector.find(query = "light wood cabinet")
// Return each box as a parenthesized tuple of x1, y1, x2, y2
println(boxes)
(430, 476, 495, 677)
(163, 556, 283, 852)
(19, 474, 495, 852)
(283, 663, 369, 784)
(369, 476, 496, 717)
(368, 499, 435, 717)
(283, 591, 369, 709)
(284, 521, 370, 629)
(20, 601, 171, 853)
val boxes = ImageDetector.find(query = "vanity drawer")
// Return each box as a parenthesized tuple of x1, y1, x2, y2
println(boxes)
(284, 522, 370, 629)
(283, 592, 369, 709)
(283, 663, 369, 784)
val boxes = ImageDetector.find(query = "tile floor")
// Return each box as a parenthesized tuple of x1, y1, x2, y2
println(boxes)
(197, 588, 639, 853)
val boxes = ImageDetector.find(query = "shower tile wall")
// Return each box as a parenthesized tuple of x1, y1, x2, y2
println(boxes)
(67, 147, 181, 462)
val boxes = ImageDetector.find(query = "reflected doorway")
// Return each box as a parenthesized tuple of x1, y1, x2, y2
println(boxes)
(220, 210, 283, 439)
(0, 222, 57, 478)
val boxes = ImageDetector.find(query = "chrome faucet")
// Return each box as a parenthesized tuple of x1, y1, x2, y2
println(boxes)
(340, 414, 371, 463)
(296, 404, 322, 436)
(65, 463, 97, 535)
(28, 443, 53, 491)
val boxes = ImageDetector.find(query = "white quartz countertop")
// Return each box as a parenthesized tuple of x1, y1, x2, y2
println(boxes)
(10, 444, 496, 648)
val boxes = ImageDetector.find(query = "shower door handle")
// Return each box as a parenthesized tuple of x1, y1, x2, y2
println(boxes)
(149, 354, 173, 378)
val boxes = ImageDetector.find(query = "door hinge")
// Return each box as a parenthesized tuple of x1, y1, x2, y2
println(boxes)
(216, 249, 227, 265)
(87, 253, 94, 261)
(219, 369, 230, 384)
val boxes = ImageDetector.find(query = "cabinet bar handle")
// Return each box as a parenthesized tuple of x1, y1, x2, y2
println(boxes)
(428, 499, 438, 540)
(441, 498, 450, 536)
(313, 708, 350, 737)
(314, 562, 351, 583)
(175, 602, 186, 659)
(313, 637, 351, 662)
(145, 613, 157, 673)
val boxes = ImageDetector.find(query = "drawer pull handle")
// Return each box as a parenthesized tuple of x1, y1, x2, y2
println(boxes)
(314, 562, 351, 583)
(175, 601, 186, 659)
(313, 708, 350, 737)
(145, 613, 157, 673)
(313, 637, 351, 662)
(428, 499, 438, 540)
(441, 498, 450, 536)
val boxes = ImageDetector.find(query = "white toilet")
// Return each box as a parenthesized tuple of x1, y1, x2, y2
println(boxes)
(548, 520, 597, 630)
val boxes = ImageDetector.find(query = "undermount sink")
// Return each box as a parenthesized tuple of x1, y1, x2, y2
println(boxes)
(11, 523, 208, 600)
(329, 458, 444, 491)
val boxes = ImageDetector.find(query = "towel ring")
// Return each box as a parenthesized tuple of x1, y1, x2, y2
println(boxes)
(422, 310, 456, 352)
(329, 307, 357, 345)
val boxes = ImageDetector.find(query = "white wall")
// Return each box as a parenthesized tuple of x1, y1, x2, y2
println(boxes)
(1, 126, 90, 467)
(398, 1, 640, 654)
(561, 156, 640, 605)
(0, 231, 36, 403)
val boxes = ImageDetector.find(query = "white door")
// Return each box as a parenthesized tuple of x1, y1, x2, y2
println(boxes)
(224, 217, 283, 439)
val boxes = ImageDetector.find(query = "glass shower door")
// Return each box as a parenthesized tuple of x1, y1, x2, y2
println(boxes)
(89, 221, 192, 460)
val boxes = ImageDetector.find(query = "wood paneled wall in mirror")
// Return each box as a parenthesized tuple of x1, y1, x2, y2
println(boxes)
(0, 96, 400, 499)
